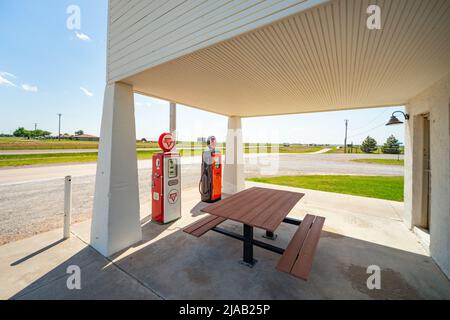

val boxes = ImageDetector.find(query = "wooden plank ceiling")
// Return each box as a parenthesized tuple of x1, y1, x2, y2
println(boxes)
(123, 0, 450, 117)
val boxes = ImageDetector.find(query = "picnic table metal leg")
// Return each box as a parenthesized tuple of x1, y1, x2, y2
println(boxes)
(263, 230, 277, 240)
(241, 224, 257, 267)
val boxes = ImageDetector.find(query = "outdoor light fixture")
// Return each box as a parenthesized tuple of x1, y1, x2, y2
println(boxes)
(385, 111, 410, 126)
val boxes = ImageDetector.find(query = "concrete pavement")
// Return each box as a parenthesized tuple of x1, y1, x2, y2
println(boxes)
(0, 153, 403, 185)
(1, 182, 448, 299)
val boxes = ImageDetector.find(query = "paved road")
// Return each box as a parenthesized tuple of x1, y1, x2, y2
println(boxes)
(0, 147, 216, 155)
(0, 153, 403, 245)
(0, 153, 402, 185)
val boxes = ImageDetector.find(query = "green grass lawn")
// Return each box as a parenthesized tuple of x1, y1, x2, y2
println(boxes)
(351, 159, 404, 166)
(0, 137, 159, 150)
(326, 146, 404, 155)
(1, 137, 329, 154)
(326, 147, 383, 154)
(248, 175, 404, 201)
(244, 144, 324, 154)
(0, 139, 331, 167)
(0, 150, 157, 167)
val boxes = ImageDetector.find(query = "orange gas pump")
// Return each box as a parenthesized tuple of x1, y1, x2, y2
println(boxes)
(199, 136, 222, 202)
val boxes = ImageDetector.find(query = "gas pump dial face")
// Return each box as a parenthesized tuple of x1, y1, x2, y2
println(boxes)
(168, 158, 177, 178)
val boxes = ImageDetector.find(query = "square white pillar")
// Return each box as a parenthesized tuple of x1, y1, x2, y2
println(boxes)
(223, 116, 245, 194)
(91, 82, 142, 257)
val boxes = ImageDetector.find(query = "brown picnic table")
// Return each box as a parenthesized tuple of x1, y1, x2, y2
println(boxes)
(184, 187, 325, 280)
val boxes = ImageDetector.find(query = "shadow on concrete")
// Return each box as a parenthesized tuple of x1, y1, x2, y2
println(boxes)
(9, 220, 450, 300)
(189, 201, 211, 217)
(10, 239, 66, 266)
(189, 194, 232, 217)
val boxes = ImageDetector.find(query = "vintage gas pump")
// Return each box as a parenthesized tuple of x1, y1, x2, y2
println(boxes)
(152, 132, 181, 224)
(199, 136, 222, 202)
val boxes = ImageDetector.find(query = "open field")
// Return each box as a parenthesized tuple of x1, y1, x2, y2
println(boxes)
(0, 137, 326, 153)
(326, 146, 405, 155)
(244, 144, 324, 154)
(0, 143, 327, 167)
(352, 158, 404, 166)
(0, 137, 159, 150)
(0, 150, 158, 167)
(248, 175, 404, 201)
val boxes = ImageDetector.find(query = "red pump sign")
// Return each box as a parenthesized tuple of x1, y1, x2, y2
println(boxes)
(158, 132, 176, 152)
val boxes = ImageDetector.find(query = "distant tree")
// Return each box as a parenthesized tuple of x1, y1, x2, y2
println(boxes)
(75, 130, 84, 135)
(381, 135, 401, 154)
(13, 127, 51, 139)
(32, 129, 51, 138)
(13, 127, 27, 137)
(361, 136, 378, 153)
(13, 127, 33, 139)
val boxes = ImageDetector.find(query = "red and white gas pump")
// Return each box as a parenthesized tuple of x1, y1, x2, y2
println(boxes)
(152, 132, 181, 224)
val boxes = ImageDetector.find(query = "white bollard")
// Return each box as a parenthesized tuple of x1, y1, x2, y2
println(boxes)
(63, 176, 72, 239)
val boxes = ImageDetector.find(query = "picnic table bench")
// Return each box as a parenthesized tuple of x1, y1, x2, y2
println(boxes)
(184, 187, 325, 281)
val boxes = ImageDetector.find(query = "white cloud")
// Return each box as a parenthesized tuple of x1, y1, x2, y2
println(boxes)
(0, 71, 17, 87)
(0, 71, 16, 79)
(22, 84, 38, 92)
(75, 32, 91, 41)
(80, 87, 93, 97)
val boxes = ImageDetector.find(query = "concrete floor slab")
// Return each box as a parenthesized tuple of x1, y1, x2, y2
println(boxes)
(1, 183, 449, 299)
(0, 226, 160, 300)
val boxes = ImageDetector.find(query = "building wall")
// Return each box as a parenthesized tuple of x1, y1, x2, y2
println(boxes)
(404, 73, 450, 278)
(107, 0, 327, 82)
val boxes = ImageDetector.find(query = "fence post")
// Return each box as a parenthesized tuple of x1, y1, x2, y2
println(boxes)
(64, 176, 72, 239)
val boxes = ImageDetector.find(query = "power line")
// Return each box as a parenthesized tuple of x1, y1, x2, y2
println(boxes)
(348, 109, 389, 133)
(348, 122, 386, 139)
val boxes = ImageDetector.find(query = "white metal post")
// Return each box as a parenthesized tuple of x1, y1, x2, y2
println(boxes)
(170, 102, 177, 134)
(170, 102, 177, 151)
(64, 175, 72, 239)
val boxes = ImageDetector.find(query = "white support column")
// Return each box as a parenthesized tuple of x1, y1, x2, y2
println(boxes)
(91, 82, 142, 257)
(170, 102, 176, 134)
(223, 116, 245, 194)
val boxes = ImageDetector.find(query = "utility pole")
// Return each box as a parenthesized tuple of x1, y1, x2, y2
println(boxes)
(344, 119, 349, 153)
(57, 113, 62, 140)
(34, 123, 37, 131)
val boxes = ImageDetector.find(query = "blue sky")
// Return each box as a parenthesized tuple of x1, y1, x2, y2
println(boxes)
(0, 1, 405, 145)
